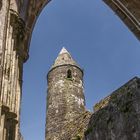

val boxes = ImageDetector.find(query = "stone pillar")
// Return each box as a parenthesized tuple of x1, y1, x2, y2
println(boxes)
(0, 108, 6, 140)
(0, 104, 20, 140)
(7, 10, 27, 140)
(0, 0, 10, 96)
(0, 105, 9, 140)
(14, 55, 24, 140)
(0, 7, 28, 140)
(5, 116, 17, 140)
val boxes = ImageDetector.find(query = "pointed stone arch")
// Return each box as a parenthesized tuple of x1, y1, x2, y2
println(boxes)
(16, 0, 140, 56)
(103, 0, 140, 41)
(0, 1, 140, 140)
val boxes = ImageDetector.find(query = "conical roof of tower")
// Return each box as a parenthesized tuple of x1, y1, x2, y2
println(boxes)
(51, 47, 80, 69)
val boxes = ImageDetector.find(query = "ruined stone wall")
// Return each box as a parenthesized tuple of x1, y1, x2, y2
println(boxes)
(46, 65, 86, 140)
(85, 77, 140, 140)
(0, 1, 140, 140)
(60, 111, 92, 140)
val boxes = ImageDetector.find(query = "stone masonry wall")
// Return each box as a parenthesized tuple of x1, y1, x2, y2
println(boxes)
(85, 77, 140, 140)
(0, 2, 27, 139)
(46, 65, 86, 140)
(60, 111, 92, 140)
(0, 0, 10, 95)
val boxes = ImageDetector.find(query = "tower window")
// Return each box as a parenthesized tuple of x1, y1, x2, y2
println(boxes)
(67, 69, 72, 79)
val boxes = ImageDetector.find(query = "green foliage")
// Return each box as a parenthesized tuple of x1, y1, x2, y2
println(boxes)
(72, 135, 81, 140)
(66, 77, 73, 81)
(85, 127, 93, 135)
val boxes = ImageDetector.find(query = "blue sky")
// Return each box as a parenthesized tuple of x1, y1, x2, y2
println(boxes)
(21, 0, 140, 140)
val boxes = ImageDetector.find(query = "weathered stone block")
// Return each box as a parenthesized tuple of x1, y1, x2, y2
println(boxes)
(85, 77, 140, 140)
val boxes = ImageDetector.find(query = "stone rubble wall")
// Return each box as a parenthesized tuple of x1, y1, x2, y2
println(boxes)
(85, 77, 140, 140)
(46, 65, 86, 140)
(59, 111, 92, 140)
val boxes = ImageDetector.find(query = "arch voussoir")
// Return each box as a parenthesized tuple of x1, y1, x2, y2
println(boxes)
(103, 0, 140, 40)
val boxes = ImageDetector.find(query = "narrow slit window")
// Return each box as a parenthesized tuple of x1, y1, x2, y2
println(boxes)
(67, 69, 72, 79)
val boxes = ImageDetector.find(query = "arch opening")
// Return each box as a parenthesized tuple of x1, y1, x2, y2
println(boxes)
(21, 1, 140, 140)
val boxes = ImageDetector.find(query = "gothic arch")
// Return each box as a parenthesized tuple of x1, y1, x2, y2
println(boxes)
(0, 0, 140, 140)
(6, 0, 139, 58)
(21, 0, 140, 55)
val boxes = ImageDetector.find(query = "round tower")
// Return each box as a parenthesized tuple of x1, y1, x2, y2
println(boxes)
(45, 47, 86, 140)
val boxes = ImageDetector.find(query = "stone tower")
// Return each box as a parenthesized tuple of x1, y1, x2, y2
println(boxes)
(46, 47, 86, 140)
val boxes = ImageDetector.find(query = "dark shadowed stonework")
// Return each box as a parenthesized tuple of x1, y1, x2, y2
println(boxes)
(0, 1, 2, 11)
(85, 77, 140, 140)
